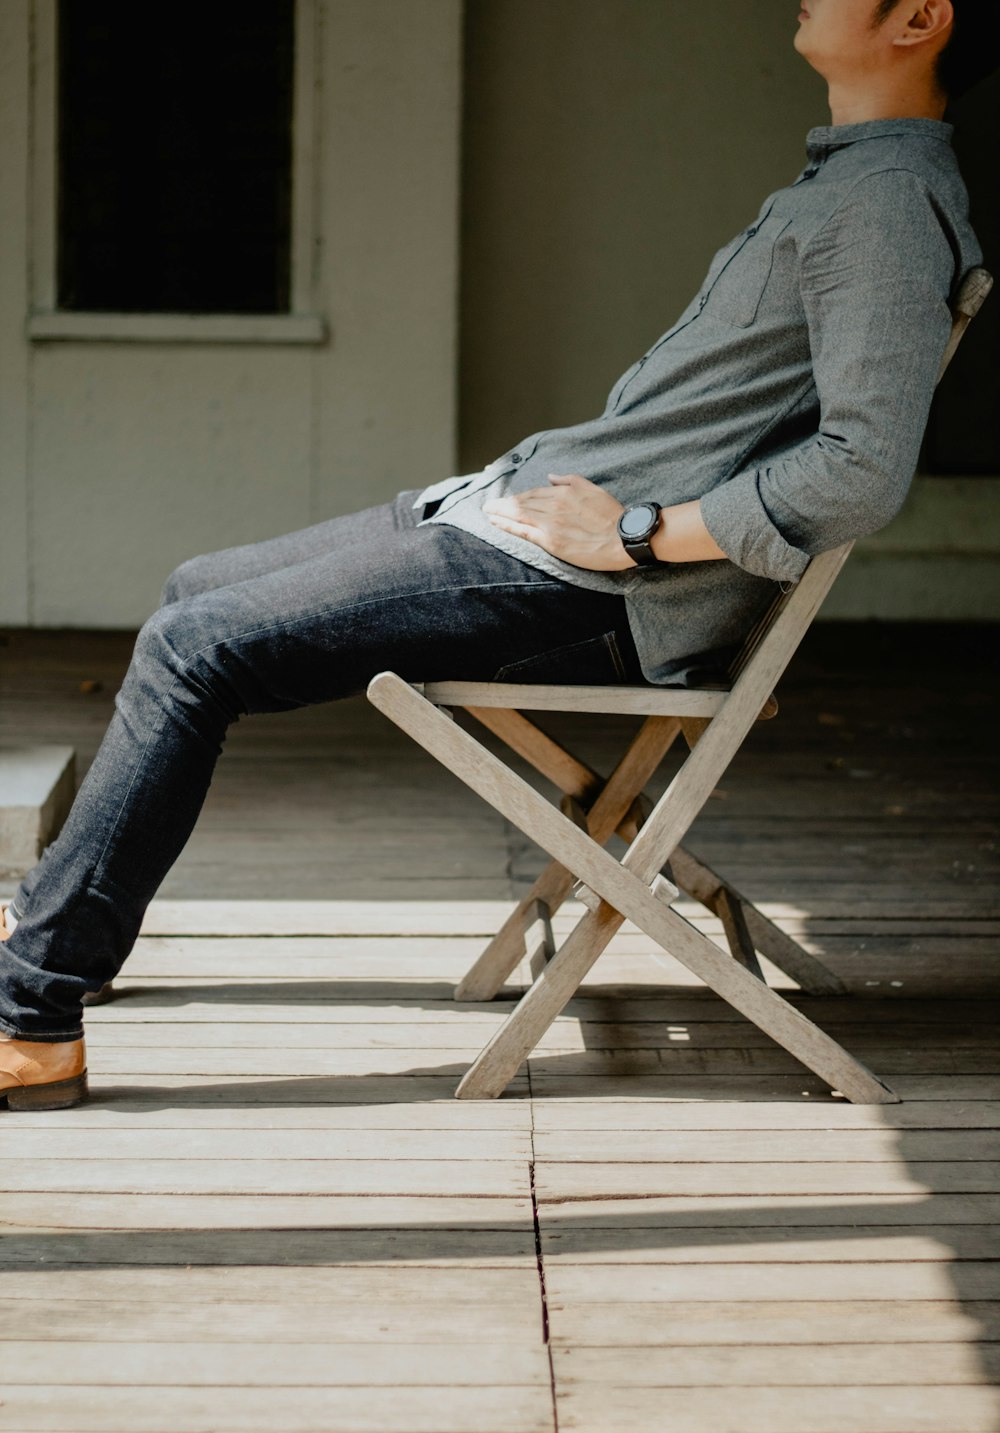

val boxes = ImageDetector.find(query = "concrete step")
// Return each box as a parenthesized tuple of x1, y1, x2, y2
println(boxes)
(0, 746, 76, 871)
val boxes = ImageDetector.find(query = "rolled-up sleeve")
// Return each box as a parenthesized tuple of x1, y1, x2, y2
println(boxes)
(699, 168, 956, 583)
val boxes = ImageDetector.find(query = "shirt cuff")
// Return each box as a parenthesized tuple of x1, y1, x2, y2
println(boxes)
(699, 473, 811, 583)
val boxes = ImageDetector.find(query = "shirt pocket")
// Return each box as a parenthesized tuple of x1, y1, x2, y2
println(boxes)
(702, 213, 792, 328)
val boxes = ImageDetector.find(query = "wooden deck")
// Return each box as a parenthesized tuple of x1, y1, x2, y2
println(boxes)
(1, 622, 998, 1433)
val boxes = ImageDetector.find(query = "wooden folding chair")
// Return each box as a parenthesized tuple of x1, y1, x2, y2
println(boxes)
(368, 266, 993, 1105)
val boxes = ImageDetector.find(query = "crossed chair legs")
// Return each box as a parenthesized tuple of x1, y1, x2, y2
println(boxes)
(367, 673, 900, 1105)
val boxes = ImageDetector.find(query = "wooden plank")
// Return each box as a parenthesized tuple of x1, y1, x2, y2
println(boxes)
(80, 1022, 533, 1050)
(566, 965, 1000, 997)
(0, 1266, 538, 1304)
(12, 1096, 997, 1130)
(422, 679, 728, 716)
(545, 1261, 1000, 1302)
(528, 1072, 1000, 1100)
(119, 932, 515, 968)
(521, 1048, 999, 1075)
(530, 1100, 1000, 1130)
(8, 1339, 552, 1386)
(551, 1342, 1000, 1386)
(554, 1384, 1000, 1433)
(0, 1129, 533, 1161)
(0, 1192, 533, 1230)
(1, 1159, 531, 1197)
(0, 1386, 554, 1433)
(82, 1072, 530, 1104)
(535, 1162, 1000, 1200)
(78, 1071, 527, 1100)
(537, 1193, 1000, 1226)
(524, 1024, 1000, 1053)
(0, 1228, 537, 1268)
(4, 1102, 534, 1130)
(138, 901, 522, 936)
(94, 992, 544, 1018)
(540, 1228, 1000, 1264)
(0, 1297, 543, 1344)
(555, 997, 1000, 1026)
(531, 1130, 997, 1162)
(557, 896, 1000, 920)
(72, 1048, 531, 1076)
(548, 1299, 998, 1346)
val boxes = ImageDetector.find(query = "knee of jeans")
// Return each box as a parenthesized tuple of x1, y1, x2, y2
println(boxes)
(133, 605, 245, 727)
(134, 604, 189, 673)
(160, 555, 209, 607)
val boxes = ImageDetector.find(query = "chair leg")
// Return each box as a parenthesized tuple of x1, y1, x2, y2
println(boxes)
(455, 865, 574, 1001)
(526, 898, 556, 982)
(458, 892, 898, 1104)
(714, 886, 767, 982)
(455, 713, 681, 1000)
(457, 901, 625, 1099)
(669, 846, 848, 995)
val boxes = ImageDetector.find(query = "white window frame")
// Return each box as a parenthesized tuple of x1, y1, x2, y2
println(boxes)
(27, 0, 325, 344)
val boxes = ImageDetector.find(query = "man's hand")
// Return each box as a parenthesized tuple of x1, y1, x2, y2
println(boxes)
(483, 473, 635, 571)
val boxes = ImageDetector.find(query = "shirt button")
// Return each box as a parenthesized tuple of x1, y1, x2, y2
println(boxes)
(746, 226, 758, 236)
(698, 295, 707, 309)
(511, 452, 522, 463)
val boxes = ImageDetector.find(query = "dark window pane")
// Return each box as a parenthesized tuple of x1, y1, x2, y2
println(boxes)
(57, 0, 295, 314)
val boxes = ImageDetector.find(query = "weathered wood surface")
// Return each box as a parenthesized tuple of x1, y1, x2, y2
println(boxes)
(0, 622, 997, 1431)
(554, 1385, 1000, 1433)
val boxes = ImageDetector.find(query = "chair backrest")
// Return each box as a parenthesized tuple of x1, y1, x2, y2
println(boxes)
(724, 265, 994, 686)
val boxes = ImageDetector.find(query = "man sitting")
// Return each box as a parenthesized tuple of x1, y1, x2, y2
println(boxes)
(1, 0, 995, 1108)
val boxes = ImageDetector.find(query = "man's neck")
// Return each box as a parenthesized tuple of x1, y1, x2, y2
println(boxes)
(826, 78, 948, 126)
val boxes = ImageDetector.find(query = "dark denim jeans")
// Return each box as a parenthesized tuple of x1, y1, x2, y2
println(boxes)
(1, 490, 641, 1040)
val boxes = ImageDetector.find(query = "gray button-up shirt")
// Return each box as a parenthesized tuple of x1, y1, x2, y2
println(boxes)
(414, 119, 982, 685)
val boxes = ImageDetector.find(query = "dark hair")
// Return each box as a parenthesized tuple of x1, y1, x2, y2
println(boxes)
(874, 0, 1000, 101)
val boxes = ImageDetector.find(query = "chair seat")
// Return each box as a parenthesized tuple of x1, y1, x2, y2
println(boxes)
(418, 680, 732, 717)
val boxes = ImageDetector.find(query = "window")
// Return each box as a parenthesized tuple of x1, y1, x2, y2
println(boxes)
(57, 0, 294, 315)
(30, 0, 322, 343)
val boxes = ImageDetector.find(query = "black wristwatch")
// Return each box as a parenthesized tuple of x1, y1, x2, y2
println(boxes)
(617, 502, 663, 566)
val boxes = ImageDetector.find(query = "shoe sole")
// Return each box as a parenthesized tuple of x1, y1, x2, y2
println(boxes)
(2, 1071, 89, 1111)
(82, 982, 115, 1007)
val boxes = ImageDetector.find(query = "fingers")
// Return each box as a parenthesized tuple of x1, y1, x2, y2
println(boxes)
(483, 490, 552, 519)
(485, 511, 550, 550)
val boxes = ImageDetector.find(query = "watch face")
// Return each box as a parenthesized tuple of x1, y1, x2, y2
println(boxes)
(620, 504, 657, 538)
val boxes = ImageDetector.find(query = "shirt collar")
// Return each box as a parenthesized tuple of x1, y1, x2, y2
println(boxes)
(805, 117, 954, 160)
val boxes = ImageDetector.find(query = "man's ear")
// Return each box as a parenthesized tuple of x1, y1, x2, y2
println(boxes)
(891, 0, 954, 49)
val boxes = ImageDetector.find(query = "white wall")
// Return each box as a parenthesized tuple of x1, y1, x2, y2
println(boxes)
(0, 0, 462, 628)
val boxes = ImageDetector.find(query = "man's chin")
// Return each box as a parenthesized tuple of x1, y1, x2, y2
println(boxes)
(791, 28, 820, 69)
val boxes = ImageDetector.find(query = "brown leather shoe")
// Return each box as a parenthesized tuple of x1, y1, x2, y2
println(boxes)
(1, 1034, 88, 1110)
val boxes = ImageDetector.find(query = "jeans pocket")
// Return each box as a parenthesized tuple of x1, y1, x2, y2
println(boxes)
(492, 630, 629, 685)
